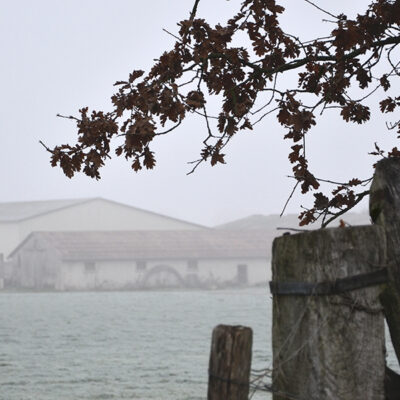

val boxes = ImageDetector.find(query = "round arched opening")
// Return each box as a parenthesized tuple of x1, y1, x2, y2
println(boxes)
(142, 265, 184, 289)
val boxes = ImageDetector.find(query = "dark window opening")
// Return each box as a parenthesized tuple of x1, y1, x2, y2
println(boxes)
(85, 261, 96, 273)
(136, 261, 147, 271)
(187, 260, 198, 272)
(237, 264, 248, 284)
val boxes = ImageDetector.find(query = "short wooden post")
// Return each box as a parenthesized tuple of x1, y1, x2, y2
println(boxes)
(207, 324, 252, 400)
(370, 157, 400, 364)
(271, 226, 386, 400)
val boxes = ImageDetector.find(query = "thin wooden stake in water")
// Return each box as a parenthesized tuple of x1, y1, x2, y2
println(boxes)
(207, 324, 252, 400)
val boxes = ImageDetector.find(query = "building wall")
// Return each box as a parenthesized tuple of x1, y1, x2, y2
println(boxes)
(0, 223, 20, 260)
(8, 236, 62, 289)
(59, 261, 139, 290)
(197, 259, 269, 285)
(1, 199, 203, 257)
(56, 258, 269, 290)
(7, 230, 270, 290)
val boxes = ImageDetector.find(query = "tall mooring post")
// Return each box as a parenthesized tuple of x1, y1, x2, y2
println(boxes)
(271, 226, 387, 400)
(370, 157, 400, 365)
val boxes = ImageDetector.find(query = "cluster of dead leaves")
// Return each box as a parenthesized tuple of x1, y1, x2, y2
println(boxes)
(48, 0, 400, 225)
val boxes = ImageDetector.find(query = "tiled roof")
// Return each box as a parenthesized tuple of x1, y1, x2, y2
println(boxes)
(13, 230, 270, 260)
(216, 214, 301, 230)
(215, 212, 370, 230)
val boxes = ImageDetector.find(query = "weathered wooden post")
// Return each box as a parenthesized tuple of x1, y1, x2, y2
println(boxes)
(207, 324, 252, 400)
(370, 158, 400, 365)
(271, 226, 387, 400)
(0, 253, 4, 289)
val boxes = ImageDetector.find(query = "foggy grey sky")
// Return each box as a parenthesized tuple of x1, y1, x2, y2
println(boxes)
(1, 1, 398, 226)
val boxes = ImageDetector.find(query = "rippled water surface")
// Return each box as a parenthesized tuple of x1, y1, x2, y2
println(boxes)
(0, 289, 272, 400)
(1, 289, 397, 400)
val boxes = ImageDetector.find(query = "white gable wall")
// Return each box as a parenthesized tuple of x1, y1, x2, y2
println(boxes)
(18, 198, 202, 235)
(0, 223, 19, 259)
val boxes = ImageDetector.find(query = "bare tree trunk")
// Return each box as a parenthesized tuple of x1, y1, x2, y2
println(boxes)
(271, 226, 386, 400)
(370, 158, 400, 366)
(207, 325, 252, 400)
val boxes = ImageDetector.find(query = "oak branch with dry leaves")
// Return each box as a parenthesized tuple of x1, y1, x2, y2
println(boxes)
(43, 0, 400, 226)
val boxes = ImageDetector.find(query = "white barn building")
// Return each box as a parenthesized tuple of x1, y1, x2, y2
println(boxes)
(8, 230, 269, 290)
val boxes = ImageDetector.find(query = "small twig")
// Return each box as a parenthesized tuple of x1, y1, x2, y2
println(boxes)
(162, 28, 194, 50)
(39, 140, 52, 152)
(250, 74, 279, 116)
(155, 119, 182, 135)
(287, 175, 372, 186)
(186, 158, 203, 175)
(191, 109, 219, 120)
(304, 0, 339, 20)
(276, 227, 310, 232)
(280, 181, 300, 217)
(162, 28, 182, 42)
(190, 0, 201, 21)
(386, 120, 400, 130)
(252, 106, 280, 125)
(178, 70, 200, 88)
(56, 113, 80, 122)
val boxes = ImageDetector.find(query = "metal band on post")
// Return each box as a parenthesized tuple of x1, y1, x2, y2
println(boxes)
(269, 268, 388, 296)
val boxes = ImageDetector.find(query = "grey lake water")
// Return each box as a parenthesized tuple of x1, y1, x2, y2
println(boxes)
(0, 289, 398, 400)
(0, 289, 272, 400)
